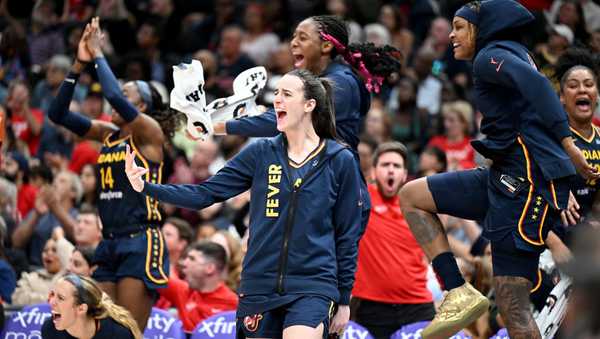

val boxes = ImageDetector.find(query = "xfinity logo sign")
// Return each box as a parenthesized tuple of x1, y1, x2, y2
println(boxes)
(11, 306, 51, 328)
(196, 315, 236, 337)
(343, 322, 372, 339)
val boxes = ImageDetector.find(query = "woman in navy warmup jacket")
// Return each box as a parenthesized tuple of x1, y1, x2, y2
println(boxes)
(126, 69, 363, 339)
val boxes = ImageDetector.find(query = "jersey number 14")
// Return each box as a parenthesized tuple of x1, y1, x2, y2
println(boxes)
(100, 167, 115, 189)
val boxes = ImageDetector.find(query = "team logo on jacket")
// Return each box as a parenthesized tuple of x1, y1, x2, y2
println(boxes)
(244, 314, 263, 332)
(490, 57, 504, 72)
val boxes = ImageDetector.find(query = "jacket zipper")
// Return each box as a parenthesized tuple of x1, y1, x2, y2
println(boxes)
(275, 140, 337, 293)
(276, 187, 298, 293)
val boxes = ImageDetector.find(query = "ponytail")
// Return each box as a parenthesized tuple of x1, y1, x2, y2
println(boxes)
(318, 78, 337, 139)
(96, 293, 143, 339)
(312, 15, 403, 93)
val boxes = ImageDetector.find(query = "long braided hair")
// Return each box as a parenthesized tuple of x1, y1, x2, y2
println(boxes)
(145, 82, 184, 139)
(312, 15, 402, 93)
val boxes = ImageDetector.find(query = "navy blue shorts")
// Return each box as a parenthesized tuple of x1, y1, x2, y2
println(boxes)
(237, 295, 334, 339)
(92, 227, 169, 290)
(427, 141, 566, 282)
(490, 233, 540, 283)
(428, 168, 489, 222)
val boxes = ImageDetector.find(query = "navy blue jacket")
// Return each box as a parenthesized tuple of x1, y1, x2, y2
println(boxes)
(142, 136, 363, 304)
(469, 0, 575, 189)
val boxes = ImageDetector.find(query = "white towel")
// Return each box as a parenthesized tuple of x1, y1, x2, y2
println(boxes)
(170, 60, 213, 140)
(208, 66, 268, 123)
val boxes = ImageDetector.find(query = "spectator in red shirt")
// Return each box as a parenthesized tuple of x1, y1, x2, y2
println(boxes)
(7, 80, 44, 156)
(158, 241, 238, 332)
(351, 142, 435, 338)
(427, 100, 476, 171)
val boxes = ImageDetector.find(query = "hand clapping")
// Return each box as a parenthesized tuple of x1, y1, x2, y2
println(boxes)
(86, 17, 105, 58)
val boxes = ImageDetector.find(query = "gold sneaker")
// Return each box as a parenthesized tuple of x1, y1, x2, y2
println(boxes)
(421, 282, 489, 339)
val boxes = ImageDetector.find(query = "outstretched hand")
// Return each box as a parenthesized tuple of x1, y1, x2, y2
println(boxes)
(86, 17, 105, 58)
(125, 145, 148, 192)
(77, 23, 94, 63)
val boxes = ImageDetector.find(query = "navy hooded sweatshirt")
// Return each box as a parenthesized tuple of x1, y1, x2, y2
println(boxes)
(141, 136, 363, 305)
(458, 0, 575, 209)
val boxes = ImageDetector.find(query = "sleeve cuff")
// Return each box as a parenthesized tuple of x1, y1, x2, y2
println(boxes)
(142, 182, 156, 196)
(225, 120, 240, 135)
(338, 289, 351, 305)
(66, 72, 81, 82)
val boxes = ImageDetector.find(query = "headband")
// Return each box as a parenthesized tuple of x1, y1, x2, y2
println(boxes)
(135, 80, 153, 111)
(320, 32, 384, 93)
(64, 274, 88, 305)
(455, 6, 479, 26)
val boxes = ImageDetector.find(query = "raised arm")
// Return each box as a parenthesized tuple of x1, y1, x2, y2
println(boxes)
(221, 108, 278, 137)
(87, 17, 164, 148)
(47, 23, 117, 143)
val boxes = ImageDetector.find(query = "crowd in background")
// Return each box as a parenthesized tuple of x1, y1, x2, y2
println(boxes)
(1, 0, 600, 337)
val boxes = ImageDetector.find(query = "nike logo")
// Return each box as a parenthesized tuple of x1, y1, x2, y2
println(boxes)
(64, 78, 75, 83)
(490, 57, 504, 72)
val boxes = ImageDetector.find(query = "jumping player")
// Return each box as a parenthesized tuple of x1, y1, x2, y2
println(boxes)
(47, 18, 181, 331)
(399, 1, 599, 338)
(126, 69, 363, 339)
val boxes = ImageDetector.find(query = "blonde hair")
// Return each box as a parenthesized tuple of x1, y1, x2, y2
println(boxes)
(62, 275, 142, 339)
(212, 230, 243, 291)
(442, 100, 474, 135)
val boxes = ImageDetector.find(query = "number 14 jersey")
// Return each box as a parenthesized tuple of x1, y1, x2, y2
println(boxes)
(97, 132, 162, 233)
